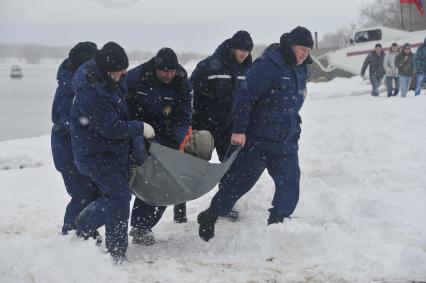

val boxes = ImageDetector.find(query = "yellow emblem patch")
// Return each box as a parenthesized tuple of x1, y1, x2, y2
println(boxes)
(163, 105, 173, 117)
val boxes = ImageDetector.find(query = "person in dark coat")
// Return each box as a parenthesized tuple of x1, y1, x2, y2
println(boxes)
(70, 42, 153, 262)
(125, 48, 192, 245)
(413, 36, 426, 96)
(191, 30, 253, 160)
(361, 43, 385, 97)
(190, 30, 253, 220)
(197, 26, 313, 242)
(51, 41, 97, 235)
(395, 43, 414, 97)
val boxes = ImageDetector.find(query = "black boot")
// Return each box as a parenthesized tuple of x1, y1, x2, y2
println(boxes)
(197, 208, 218, 242)
(130, 227, 155, 246)
(267, 210, 286, 225)
(173, 203, 187, 223)
(111, 253, 128, 265)
(76, 229, 103, 246)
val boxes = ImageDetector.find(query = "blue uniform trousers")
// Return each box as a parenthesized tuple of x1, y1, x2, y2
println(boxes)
(210, 143, 300, 218)
(130, 198, 167, 231)
(52, 129, 99, 235)
(75, 171, 132, 258)
(60, 165, 99, 234)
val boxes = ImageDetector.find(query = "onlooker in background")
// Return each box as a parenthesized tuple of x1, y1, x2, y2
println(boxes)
(395, 43, 414, 98)
(361, 43, 385, 97)
(413, 36, 426, 96)
(51, 42, 98, 235)
(383, 42, 400, 97)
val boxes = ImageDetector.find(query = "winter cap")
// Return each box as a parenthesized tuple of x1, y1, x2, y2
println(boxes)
(403, 43, 411, 49)
(95, 42, 129, 75)
(155, 47, 178, 70)
(284, 26, 314, 49)
(375, 43, 382, 48)
(68, 41, 97, 72)
(184, 130, 214, 161)
(231, 30, 254, 52)
(279, 31, 313, 65)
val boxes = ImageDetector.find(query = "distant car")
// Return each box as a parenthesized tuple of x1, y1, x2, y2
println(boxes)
(10, 65, 23, 79)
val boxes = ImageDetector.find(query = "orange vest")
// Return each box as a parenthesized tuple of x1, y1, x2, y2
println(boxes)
(179, 126, 192, 152)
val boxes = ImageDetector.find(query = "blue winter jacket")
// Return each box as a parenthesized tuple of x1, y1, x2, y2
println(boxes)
(414, 40, 426, 74)
(190, 39, 252, 138)
(232, 45, 309, 154)
(70, 59, 144, 176)
(126, 58, 192, 149)
(51, 59, 75, 172)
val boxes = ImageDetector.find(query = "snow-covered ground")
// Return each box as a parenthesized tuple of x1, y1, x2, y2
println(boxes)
(0, 64, 426, 282)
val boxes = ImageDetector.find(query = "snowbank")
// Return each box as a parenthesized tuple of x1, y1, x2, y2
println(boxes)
(1, 77, 426, 282)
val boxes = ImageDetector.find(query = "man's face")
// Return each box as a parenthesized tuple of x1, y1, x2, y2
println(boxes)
(109, 69, 127, 82)
(375, 47, 382, 54)
(391, 45, 398, 52)
(156, 69, 176, 84)
(233, 49, 250, 64)
(291, 45, 311, 65)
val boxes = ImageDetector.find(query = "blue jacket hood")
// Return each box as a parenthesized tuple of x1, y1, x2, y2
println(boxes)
(261, 44, 286, 68)
(262, 43, 313, 67)
(57, 59, 73, 86)
(72, 59, 100, 92)
(73, 59, 126, 94)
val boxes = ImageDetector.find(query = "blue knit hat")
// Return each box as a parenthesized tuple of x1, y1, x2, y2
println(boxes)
(155, 47, 178, 70)
(231, 30, 254, 52)
(69, 41, 97, 72)
(95, 42, 129, 74)
(285, 26, 314, 49)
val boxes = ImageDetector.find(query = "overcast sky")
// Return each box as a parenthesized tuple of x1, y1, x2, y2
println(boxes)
(1, 0, 375, 53)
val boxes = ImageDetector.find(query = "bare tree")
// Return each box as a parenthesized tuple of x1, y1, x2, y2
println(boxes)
(319, 27, 354, 49)
(360, 0, 426, 31)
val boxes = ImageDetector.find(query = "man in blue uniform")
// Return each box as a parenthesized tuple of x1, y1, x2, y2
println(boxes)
(51, 41, 97, 235)
(125, 48, 192, 245)
(197, 26, 314, 241)
(190, 30, 253, 220)
(70, 42, 153, 262)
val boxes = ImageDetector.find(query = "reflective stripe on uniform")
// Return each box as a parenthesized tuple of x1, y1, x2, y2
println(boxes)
(237, 76, 246, 80)
(207, 75, 232, 80)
